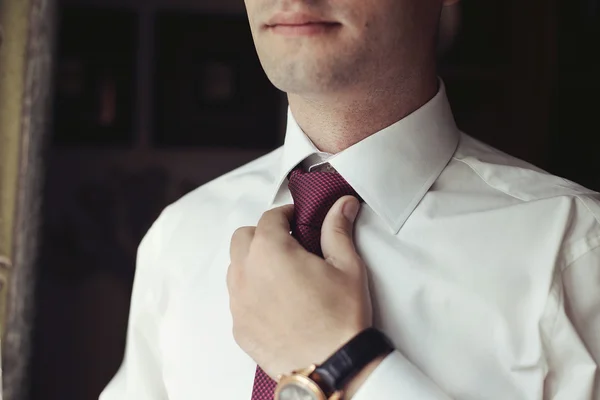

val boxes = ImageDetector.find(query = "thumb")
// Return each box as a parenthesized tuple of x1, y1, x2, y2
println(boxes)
(321, 196, 362, 271)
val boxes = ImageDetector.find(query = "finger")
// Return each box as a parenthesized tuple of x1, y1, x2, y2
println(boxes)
(255, 204, 295, 239)
(320, 196, 362, 272)
(230, 226, 256, 264)
(227, 226, 256, 292)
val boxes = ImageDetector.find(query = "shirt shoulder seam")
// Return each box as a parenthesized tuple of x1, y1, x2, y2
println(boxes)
(561, 234, 600, 273)
(453, 157, 600, 213)
(452, 156, 528, 201)
(572, 194, 600, 226)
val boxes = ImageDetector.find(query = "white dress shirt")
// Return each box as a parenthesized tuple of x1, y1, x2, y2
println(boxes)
(100, 83, 600, 400)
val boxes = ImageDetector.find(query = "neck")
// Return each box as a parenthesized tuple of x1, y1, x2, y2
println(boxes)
(288, 72, 438, 154)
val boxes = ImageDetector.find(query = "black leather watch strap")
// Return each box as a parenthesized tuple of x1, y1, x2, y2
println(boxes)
(311, 328, 394, 397)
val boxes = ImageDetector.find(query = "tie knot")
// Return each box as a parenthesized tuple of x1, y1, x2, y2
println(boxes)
(287, 167, 358, 255)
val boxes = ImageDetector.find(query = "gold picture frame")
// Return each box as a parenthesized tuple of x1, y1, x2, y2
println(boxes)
(0, 0, 56, 398)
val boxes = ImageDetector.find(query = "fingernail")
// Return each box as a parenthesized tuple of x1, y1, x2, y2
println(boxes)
(342, 198, 360, 222)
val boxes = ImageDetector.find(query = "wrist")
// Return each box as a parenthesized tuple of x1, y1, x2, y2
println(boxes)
(275, 328, 393, 400)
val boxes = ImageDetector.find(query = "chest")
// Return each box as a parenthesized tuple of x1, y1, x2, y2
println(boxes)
(159, 206, 555, 399)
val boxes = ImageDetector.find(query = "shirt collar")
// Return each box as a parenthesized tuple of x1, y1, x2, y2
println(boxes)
(269, 80, 460, 234)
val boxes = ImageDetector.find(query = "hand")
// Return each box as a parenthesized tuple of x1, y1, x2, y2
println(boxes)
(227, 196, 372, 380)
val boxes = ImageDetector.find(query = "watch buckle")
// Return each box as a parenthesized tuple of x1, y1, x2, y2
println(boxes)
(275, 364, 316, 383)
(298, 364, 317, 376)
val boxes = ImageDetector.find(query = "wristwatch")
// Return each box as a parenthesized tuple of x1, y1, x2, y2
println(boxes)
(274, 328, 394, 400)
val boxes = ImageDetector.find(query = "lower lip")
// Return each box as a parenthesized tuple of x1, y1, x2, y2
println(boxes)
(267, 23, 340, 36)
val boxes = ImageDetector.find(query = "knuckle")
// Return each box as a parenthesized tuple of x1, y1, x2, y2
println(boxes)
(257, 209, 275, 227)
(232, 226, 252, 240)
(254, 227, 282, 249)
(226, 264, 235, 288)
(325, 255, 340, 267)
(278, 234, 298, 251)
(231, 226, 244, 239)
(252, 231, 269, 250)
(231, 324, 242, 345)
(226, 263, 243, 290)
(325, 253, 363, 273)
(228, 299, 243, 331)
(231, 323, 249, 350)
(253, 225, 269, 240)
(263, 207, 277, 218)
(331, 222, 352, 238)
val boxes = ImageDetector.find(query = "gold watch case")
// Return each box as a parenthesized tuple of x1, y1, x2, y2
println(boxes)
(274, 364, 343, 400)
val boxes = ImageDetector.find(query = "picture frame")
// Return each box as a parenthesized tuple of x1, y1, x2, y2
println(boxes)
(52, 6, 137, 146)
(153, 11, 282, 149)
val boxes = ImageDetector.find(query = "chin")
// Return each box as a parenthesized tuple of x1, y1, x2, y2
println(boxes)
(262, 57, 346, 94)
(266, 71, 333, 96)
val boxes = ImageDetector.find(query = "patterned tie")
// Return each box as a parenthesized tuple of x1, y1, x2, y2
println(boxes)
(250, 166, 359, 399)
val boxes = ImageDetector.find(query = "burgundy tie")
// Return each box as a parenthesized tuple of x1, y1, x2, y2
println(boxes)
(250, 167, 359, 400)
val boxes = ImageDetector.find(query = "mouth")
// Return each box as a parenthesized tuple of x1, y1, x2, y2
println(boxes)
(264, 13, 341, 36)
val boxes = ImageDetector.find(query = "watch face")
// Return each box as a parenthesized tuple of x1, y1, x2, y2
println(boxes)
(278, 383, 319, 400)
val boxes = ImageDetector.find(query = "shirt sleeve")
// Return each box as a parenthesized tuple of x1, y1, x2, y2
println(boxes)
(351, 351, 453, 400)
(99, 213, 169, 400)
(543, 238, 600, 400)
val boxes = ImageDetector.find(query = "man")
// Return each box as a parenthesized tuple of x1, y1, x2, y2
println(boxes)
(101, 0, 600, 399)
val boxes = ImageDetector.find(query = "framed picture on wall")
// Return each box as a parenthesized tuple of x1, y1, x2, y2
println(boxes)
(53, 7, 137, 146)
(153, 12, 283, 149)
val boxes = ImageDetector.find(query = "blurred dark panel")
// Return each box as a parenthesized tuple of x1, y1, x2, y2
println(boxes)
(440, 0, 557, 168)
(551, 0, 600, 190)
(53, 6, 137, 146)
(442, 1, 511, 67)
(153, 12, 282, 149)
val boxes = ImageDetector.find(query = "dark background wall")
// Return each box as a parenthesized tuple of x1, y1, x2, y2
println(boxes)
(30, 0, 599, 399)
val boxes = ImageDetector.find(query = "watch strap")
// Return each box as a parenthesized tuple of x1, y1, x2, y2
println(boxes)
(312, 328, 393, 397)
